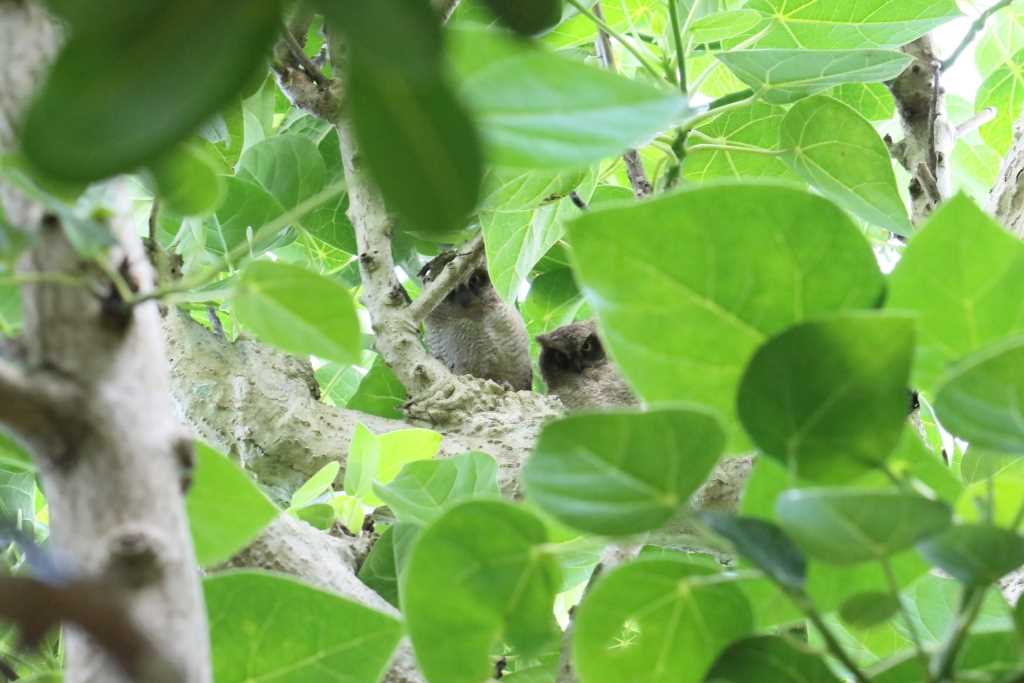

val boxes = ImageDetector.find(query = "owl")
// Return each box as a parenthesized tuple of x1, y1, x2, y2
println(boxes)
(537, 320, 638, 409)
(421, 261, 532, 391)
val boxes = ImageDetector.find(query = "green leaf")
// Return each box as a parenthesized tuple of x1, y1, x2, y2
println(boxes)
(717, 49, 913, 104)
(977, 7, 1024, 76)
(933, 337, 1024, 453)
(233, 260, 360, 365)
(331, 493, 365, 533)
(403, 501, 560, 683)
(839, 592, 901, 629)
(374, 452, 500, 525)
(186, 443, 279, 567)
(289, 461, 340, 509)
(917, 524, 1024, 585)
(148, 143, 225, 217)
(22, 1, 280, 181)
(745, 0, 960, 49)
(870, 630, 1022, 682)
(481, 167, 588, 302)
(289, 502, 335, 530)
(524, 408, 725, 536)
(683, 102, 797, 182)
(357, 523, 417, 608)
(888, 194, 1024, 393)
(346, 358, 407, 420)
(706, 635, 841, 682)
(481, 0, 563, 35)
(689, 10, 764, 44)
(344, 424, 444, 507)
(701, 513, 806, 592)
(237, 135, 327, 212)
(349, 57, 482, 237)
(206, 175, 287, 259)
(781, 95, 911, 235)
(828, 83, 896, 121)
(0, 434, 32, 472)
(775, 489, 951, 565)
(205, 570, 403, 683)
(569, 183, 884, 449)
(573, 559, 753, 683)
(522, 268, 585, 341)
(450, 27, 688, 167)
(978, 48, 1024, 154)
(738, 313, 914, 481)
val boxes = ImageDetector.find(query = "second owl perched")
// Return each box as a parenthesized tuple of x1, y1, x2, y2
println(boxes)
(421, 255, 533, 391)
(537, 320, 637, 409)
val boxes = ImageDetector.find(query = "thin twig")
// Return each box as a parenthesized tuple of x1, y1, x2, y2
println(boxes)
(132, 181, 346, 305)
(408, 235, 485, 322)
(956, 107, 997, 137)
(930, 586, 987, 682)
(564, 0, 661, 80)
(881, 557, 928, 672)
(942, 0, 1019, 72)
(279, 20, 328, 88)
(667, 0, 687, 93)
(799, 597, 872, 683)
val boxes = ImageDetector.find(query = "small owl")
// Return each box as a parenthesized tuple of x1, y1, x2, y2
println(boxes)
(537, 320, 638, 409)
(421, 260, 532, 391)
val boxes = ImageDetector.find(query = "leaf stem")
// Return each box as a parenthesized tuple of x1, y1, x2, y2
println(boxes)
(942, 0, 1019, 72)
(796, 594, 872, 683)
(684, 143, 783, 156)
(881, 556, 929, 672)
(131, 181, 347, 305)
(564, 0, 662, 81)
(929, 585, 987, 682)
(667, 0, 687, 94)
(0, 271, 89, 289)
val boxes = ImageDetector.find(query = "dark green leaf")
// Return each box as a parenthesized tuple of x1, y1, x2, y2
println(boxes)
(233, 260, 361, 365)
(186, 443, 279, 567)
(934, 338, 1024, 453)
(346, 357, 407, 419)
(450, 27, 688, 167)
(701, 513, 806, 591)
(525, 408, 725, 536)
(888, 194, 1024, 392)
(781, 95, 911, 235)
(481, 0, 563, 35)
(237, 135, 327, 211)
(870, 630, 1022, 683)
(349, 58, 482, 237)
(289, 503, 335, 530)
(22, 1, 280, 181)
(738, 313, 914, 481)
(569, 183, 884, 449)
(205, 570, 402, 683)
(775, 488, 951, 565)
(206, 176, 287, 259)
(403, 501, 560, 683)
(839, 592, 901, 628)
(705, 635, 841, 682)
(148, 143, 225, 217)
(574, 559, 753, 683)
(717, 49, 913, 104)
(917, 524, 1024, 585)
(374, 452, 500, 525)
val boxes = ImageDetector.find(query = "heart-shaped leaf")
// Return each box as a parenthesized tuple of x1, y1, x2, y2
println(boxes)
(738, 313, 914, 481)
(775, 489, 951, 565)
(403, 501, 560, 683)
(525, 408, 725, 536)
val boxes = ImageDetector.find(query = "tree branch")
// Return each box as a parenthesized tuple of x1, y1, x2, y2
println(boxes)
(941, 0, 1019, 72)
(887, 37, 954, 226)
(987, 114, 1024, 239)
(407, 235, 485, 323)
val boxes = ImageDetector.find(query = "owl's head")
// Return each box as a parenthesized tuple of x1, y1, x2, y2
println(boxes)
(537, 320, 606, 378)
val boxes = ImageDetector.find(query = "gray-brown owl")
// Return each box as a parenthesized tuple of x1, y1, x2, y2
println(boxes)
(537, 320, 638, 409)
(422, 262, 532, 391)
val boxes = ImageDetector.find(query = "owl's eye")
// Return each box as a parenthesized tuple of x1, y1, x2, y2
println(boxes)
(580, 334, 603, 360)
(580, 339, 592, 353)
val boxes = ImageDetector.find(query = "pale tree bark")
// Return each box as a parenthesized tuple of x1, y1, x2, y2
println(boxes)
(0, 4, 210, 682)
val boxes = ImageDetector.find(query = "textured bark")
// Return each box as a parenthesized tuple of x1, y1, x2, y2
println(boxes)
(987, 118, 1024, 239)
(887, 37, 954, 225)
(0, 5, 210, 682)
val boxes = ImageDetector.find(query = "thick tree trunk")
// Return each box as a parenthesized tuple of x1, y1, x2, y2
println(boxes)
(0, 5, 211, 682)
